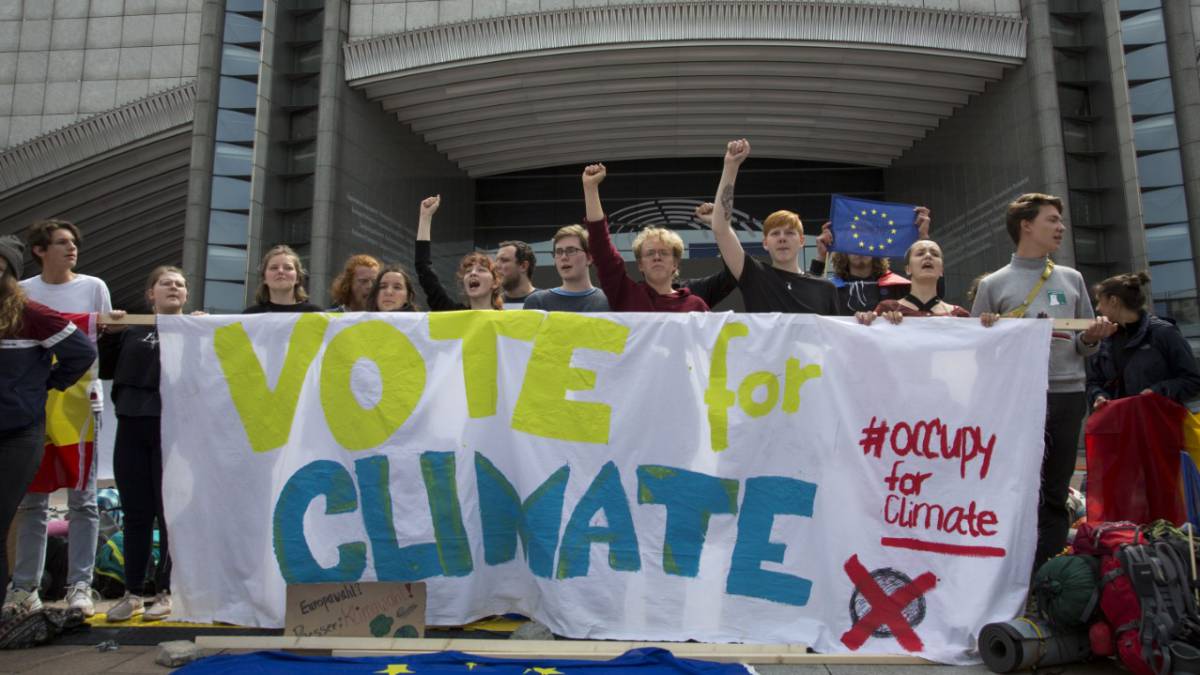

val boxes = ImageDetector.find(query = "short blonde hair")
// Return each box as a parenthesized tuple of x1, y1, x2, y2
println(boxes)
(632, 227, 684, 261)
(553, 224, 589, 249)
(762, 210, 802, 236)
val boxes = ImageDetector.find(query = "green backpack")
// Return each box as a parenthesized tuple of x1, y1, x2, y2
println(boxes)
(1033, 554, 1102, 629)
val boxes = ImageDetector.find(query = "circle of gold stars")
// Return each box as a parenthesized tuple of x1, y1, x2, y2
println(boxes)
(849, 209, 900, 253)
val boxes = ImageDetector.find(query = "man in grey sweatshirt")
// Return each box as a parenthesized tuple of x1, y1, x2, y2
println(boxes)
(971, 193, 1115, 571)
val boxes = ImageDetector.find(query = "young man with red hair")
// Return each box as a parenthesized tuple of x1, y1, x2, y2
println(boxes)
(707, 139, 839, 315)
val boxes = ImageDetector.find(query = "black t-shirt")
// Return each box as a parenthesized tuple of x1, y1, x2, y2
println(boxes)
(807, 258, 909, 314)
(738, 256, 840, 315)
(242, 300, 323, 313)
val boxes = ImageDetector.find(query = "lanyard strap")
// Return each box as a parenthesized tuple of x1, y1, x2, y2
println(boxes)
(1004, 258, 1055, 318)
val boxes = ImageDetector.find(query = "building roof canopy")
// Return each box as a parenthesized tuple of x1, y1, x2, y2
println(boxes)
(344, 1, 1026, 176)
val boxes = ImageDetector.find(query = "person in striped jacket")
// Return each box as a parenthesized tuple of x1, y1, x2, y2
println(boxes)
(0, 234, 95, 623)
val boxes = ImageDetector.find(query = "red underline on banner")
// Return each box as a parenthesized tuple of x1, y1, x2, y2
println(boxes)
(881, 537, 1006, 558)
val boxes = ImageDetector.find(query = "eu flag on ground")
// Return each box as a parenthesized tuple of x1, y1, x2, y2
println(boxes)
(828, 195, 918, 258)
(175, 648, 753, 675)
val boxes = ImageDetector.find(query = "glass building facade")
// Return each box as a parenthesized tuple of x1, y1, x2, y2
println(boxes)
(203, 1, 265, 313)
(1120, 0, 1199, 345)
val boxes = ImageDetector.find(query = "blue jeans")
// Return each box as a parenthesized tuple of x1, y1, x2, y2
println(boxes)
(11, 438, 99, 591)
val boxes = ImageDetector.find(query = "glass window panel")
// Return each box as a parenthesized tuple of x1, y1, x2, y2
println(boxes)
(1121, 9, 1166, 45)
(1129, 79, 1175, 116)
(213, 142, 253, 177)
(218, 76, 258, 109)
(1163, 297, 1200, 341)
(1142, 186, 1188, 224)
(1134, 115, 1179, 152)
(203, 280, 247, 314)
(1150, 261, 1196, 297)
(1073, 227, 1104, 264)
(215, 109, 256, 142)
(223, 12, 262, 45)
(1125, 43, 1170, 80)
(1146, 223, 1193, 262)
(208, 210, 249, 246)
(1138, 150, 1183, 188)
(1120, 0, 1161, 10)
(220, 44, 260, 77)
(206, 245, 248, 282)
(210, 176, 252, 211)
(226, 0, 264, 12)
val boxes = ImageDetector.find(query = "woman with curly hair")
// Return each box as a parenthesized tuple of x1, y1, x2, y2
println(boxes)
(414, 196, 503, 311)
(243, 244, 322, 313)
(811, 212, 930, 314)
(368, 265, 419, 312)
(329, 254, 381, 312)
(0, 235, 94, 619)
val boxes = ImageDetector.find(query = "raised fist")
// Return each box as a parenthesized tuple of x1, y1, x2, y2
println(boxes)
(582, 164, 606, 187)
(420, 195, 441, 217)
(724, 138, 751, 165)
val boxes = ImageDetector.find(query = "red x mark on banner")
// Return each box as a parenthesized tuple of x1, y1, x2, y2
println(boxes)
(840, 554, 937, 652)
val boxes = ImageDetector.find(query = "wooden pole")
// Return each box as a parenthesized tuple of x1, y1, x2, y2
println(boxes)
(193, 635, 930, 665)
(100, 313, 1096, 331)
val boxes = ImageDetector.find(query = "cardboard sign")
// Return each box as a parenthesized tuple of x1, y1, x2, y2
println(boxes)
(284, 582, 425, 638)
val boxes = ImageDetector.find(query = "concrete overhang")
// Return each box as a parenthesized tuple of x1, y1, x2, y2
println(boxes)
(344, 2, 1026, 177)
(0, 84, 196, 309)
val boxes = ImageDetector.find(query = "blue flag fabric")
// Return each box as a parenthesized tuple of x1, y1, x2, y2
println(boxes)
(828, 195, 918, 258)
(176, 647, 752, 674)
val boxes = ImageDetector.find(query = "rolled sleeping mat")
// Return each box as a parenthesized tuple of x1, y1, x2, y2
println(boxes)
(979, 617, 1091, 673)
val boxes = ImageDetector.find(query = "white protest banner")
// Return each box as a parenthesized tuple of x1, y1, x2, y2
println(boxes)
(158, 311, 1050, 664)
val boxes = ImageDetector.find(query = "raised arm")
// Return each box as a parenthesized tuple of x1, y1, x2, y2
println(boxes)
(710, 139, 751, 280)
(583, 163, 606, 222)
(581, 164, 635, 309)
(417, 194, 439, 242)
(413, 195, 463, 311)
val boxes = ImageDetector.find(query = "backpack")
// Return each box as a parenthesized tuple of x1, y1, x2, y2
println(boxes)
(1031, 554, 1100, 630)
(1072, 522, 1152, 674)
(1118, 535, 1200, 675)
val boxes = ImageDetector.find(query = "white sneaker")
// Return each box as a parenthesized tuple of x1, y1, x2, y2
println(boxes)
(143, 592, 171, 622)
(65, 582, 97, 617)
(105, 593, 144, 622)
(2, 587, 42, 614)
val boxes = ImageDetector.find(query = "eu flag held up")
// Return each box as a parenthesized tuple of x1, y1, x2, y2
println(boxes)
(828, 195, 919, 258)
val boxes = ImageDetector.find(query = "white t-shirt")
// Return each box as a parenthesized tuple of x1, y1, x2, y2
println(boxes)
(20, 274, 113, 314)
(21, 273, 112, 409)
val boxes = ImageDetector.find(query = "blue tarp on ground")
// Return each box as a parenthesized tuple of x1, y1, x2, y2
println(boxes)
(176, 647, 752, 674)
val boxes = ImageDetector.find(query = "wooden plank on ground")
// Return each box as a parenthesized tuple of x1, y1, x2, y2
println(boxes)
(194, 635, 929, 665)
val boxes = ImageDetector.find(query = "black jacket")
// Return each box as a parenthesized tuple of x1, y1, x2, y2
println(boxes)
(1086, 312, 1200, 405)
(99, 325, 163, 417)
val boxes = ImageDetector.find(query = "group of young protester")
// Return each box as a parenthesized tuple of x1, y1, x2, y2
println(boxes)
(3, 138, 1199, 629)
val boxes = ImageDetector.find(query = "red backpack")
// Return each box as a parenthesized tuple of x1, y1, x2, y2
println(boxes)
(1072, 522, 1152, 674)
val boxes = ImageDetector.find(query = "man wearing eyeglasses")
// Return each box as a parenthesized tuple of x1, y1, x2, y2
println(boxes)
(523, 225, 609, 312)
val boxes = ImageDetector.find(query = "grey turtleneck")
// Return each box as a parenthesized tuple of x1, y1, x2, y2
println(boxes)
(970, 254, 1098, 393)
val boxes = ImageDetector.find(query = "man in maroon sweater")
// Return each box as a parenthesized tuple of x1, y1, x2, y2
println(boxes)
(581, 164, 709, 312)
